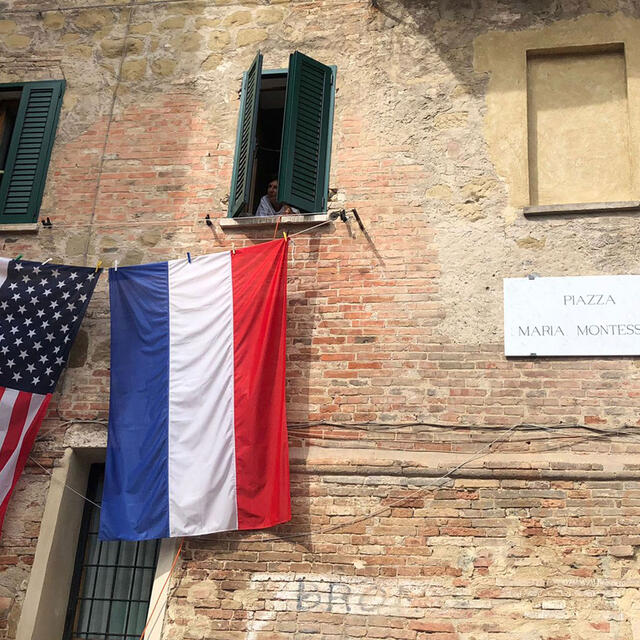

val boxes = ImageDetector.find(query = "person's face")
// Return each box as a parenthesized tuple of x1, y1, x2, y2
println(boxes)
(267, 180, 278, 203)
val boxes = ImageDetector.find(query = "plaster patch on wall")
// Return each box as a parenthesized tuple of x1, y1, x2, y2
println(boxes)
(474, 13, 640, 209)
(434, 13, 640, 347)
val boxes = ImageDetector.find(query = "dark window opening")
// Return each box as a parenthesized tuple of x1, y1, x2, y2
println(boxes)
(251, 73, 287, 215)
(228, 52, 335, 219)
(0, 89, 21, 185)
(63, 464, 160, 640)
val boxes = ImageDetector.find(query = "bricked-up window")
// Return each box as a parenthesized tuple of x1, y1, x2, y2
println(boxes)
(0, 80, 64, 224)
(527, 45, 632, 206)
(228, 51, 335, 217)
(63, 464, 160, 640)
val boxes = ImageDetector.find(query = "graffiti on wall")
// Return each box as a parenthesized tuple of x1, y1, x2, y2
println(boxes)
(250, 573, 435, 617)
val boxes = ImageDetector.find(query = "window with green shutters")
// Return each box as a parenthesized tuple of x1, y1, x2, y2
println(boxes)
(228, 52, 335, 217)
(0, 80, 65, 224)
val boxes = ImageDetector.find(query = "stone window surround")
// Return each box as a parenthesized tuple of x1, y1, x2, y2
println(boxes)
(15, 447, 176, 640)
(219, 211, 330, 229)
(474, 14, 640, 218)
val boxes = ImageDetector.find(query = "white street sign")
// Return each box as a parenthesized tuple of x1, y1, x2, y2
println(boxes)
(504, 275, 640, 356)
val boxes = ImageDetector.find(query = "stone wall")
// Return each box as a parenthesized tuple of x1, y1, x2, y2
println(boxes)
(1, 0, 640, 638)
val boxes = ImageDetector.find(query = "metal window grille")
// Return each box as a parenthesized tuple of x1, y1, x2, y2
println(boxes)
(63, 464, 160, 640)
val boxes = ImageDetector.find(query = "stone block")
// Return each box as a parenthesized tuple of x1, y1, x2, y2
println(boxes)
(68, 330, 89, 368)
(130, 22, 153, 34)
(92, 339, 110, 364)
(223, 11, 252, 26)
(236, 28, 268, 46)
(140, 228, 163, 246)
(160, 16, 186, 30)
(0, 20, 16, 34)
(121, 58, 147, 81)
(174, 32, 202, 52)
(151, 58, 177, 77)
(4, 34, 31, 49)
(208, 30, 230, 50)
(100, 37, 144, 58)
(0, 596, 11, 620)
(201, 54, 222, 71)
(73, 9, 114, 31)
(608, 545, 635, 557)
(255, 7, 285, 25)
(516, 236, 546, 250)
(196, 18, 222, 28)
(425, 184, 453, 200)
(65, 44, 94, 59)
(43, 12, 65, 29)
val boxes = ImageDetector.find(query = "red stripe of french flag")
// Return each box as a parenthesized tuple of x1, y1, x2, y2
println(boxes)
(232, 239, 291, 529)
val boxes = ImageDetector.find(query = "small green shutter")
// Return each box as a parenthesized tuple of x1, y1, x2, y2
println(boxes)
(0, 80, 64, 224)
(228, 52, 262, 217)
(278, 52, 333, 213)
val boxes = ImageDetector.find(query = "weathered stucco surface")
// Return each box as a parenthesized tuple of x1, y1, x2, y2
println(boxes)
(1, 1, 640, 638)
(528, 47, 632, 206)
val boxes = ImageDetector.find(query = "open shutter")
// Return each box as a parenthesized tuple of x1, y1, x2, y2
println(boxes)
(228, 53, 262, 217)
(0, 80, 64, 224)
(278, 52, 333, 213)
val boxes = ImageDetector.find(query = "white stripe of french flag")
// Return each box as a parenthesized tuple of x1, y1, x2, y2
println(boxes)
(100, 240, 291, 541)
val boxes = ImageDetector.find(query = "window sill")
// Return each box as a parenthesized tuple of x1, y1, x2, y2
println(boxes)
(0, 222, 39, 233)
(219, 213, 330, 229)
(524, 201, 640, 216)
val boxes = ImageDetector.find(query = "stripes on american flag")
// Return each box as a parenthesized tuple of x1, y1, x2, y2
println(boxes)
(0, 390, 50, 528)
(0, 258, 101, 535)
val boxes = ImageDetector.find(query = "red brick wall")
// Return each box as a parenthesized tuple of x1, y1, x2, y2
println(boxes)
(2, 1, 640, 638)
(2, 87, 640, 639)
(164, 463, 640, 639)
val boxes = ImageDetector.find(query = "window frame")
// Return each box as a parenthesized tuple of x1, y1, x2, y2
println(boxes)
(15, 448, 176, 640)
(0, 79, 65, 225)
(62, 463, 161, 640)
(227, 57, 336, 218)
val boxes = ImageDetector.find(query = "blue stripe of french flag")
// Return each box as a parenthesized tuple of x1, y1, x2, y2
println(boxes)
(100, 240, 291, 541)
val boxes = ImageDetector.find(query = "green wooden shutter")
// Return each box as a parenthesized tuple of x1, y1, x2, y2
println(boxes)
(278, 52, 334, 213)
(228, 53, 262, 217)
(0, 80, 65, 224)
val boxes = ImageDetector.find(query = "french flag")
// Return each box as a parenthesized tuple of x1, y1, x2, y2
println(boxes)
(100, 240, 291, 541)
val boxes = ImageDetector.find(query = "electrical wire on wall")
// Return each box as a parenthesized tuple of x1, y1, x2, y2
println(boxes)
(28, 418, 640, 536)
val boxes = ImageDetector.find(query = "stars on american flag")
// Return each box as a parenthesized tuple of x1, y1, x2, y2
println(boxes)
(0, 259, 101, 395)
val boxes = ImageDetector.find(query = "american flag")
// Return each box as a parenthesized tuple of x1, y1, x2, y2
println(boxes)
(0, 257, 101, 534)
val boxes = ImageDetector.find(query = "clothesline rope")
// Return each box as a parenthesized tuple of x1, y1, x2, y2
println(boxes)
(14, 213, 347, 268)
(29, 456, 103, 509)
(30, 213, 346, 229)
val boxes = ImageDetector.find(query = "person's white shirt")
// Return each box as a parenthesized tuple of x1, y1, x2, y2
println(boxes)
(255, 195, 300, 217)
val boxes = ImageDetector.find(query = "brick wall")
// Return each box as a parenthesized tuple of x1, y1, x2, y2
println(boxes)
(1, 0, 640, 637)
(166, 461, 640, 639)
